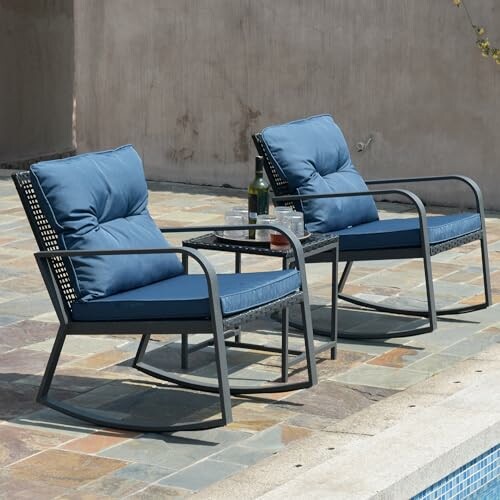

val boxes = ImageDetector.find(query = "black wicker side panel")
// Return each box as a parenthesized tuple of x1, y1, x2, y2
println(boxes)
(252, 134, 301, 212)
(13, 172, 78, 310)
(430, 230, 483, 256)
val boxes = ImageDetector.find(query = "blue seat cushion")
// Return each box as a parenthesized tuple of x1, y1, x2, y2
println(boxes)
(261, 114, 379, 233)
(337, 213, 481, 251)
(71, 270, 301, 321)
(30, 145, 183, 301)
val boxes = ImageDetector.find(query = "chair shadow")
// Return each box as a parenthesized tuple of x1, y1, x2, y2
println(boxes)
(1, 371, 250, 444)
(285, 301, 479, 341)
(0, 337, 300, 439)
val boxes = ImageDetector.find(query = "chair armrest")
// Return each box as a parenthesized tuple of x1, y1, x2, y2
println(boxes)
(37, 246, 205, 259)
(273, 188, 432, 249)
(34, 247, 223, 321)
(35, 247, 220, 303)
(273, 188, 427, 218)
(364, 175, 484, 214)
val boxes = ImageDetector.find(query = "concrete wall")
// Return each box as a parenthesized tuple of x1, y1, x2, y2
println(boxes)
(0, 0, 74, 165)
(74, 0, 500, 209)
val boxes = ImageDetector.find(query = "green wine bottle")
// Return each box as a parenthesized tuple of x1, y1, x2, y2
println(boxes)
(248, 156, 269, 239)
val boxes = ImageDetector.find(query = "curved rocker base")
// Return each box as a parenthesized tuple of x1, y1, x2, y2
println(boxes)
(39, 395, 228, 432)
(333, 324, 433, 340)
(287, 318, 434, 340)
(338, 293, 489, 318)
(297, 292, 489, 340)
(134, 361, 313, 395)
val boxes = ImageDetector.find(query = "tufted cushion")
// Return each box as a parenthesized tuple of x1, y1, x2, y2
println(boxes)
(71, 270, 301, 321)
(30, 145, 183, 301)
(261, 114, 379, 233)
(337, 213, 482, 251)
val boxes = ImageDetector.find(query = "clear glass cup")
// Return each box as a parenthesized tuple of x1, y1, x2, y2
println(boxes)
(274, 205, 293, 223)
(283, 211, 305, 238)
(255, 214, 276, 242)
(230, 206, 249, 223)
(270, 218, 292, 251)
(224, 210, 246, 239)
(228, 206, 249, 238)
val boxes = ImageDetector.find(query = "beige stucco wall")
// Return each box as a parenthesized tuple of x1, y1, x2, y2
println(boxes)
(74, 0, 500, 209)
(0, 0, 74, 164)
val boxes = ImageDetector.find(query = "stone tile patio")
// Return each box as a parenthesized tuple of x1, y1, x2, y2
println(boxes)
(0, 174, 499, 498)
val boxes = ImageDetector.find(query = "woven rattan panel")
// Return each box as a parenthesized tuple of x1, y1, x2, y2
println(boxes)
(223, 291, 304, 330)
(14, 172, 78, 309)
(430, 230, 483, 256)
(253, 134, 299, 211)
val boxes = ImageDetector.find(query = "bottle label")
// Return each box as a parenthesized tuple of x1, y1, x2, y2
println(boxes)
(248, 194, 258, 224)
(248, 192, 268, 239)
(248, 193, 269, 220)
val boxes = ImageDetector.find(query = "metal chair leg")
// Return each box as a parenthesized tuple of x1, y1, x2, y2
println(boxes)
(337, 231, 492, 337)
(211, 315, 233, 425)
(334, 247, 439, 339)
(481, 234, 493, 307)
(281, 306, 289, 383)
(37, 326, 67, 403)
(133, 334, 150, 366)
(338, 261, 353, 293)
(40, 328, 230, 431)
(301, 296, 318, 387)
(423, 247, 438, 331)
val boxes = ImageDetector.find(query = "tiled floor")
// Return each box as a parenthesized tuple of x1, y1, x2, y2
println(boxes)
(0, 175, 499, 498)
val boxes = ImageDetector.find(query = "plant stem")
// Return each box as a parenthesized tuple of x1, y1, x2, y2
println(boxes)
(461, 0, 481, 37)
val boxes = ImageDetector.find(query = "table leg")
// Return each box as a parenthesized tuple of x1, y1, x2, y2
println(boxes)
(281, 256, 292, 381)
(182, 253, 190, 368)
(234, 325, 241, 344)
(235, 253, 242, 344)
(281, 306, 289, 382)
(182, 253, 189, 273)
(331, 245, 339, 360)
(181, 334, 189, 369)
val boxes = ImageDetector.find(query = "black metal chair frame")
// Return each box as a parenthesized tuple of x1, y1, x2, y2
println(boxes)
(13, 171, 318, 432)
(253, 133, 492, 339)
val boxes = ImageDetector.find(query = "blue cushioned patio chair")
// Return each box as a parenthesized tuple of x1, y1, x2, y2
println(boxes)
(12, 145, 317, 432)
(252, 114, 492, 339)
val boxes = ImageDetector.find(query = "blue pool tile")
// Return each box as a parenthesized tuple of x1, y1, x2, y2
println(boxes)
(412, 444, 499, 500)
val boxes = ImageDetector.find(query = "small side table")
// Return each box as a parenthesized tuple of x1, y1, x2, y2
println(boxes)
(182, 232, 339, 382)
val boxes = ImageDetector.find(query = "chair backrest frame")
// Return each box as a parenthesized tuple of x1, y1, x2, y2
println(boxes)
(12, 172, 78, 317)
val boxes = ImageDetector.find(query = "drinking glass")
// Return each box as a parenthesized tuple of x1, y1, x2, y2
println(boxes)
(270, 217, 292, 250)
(274, 205, 293, 222)
(283, 211, 305, 237)
(224, 210, 246, 239)
(255, 214, 276, 242)
(231, 206, 249, 223)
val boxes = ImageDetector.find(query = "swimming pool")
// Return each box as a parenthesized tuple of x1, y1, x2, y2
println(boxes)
(412, 444, 499, 499)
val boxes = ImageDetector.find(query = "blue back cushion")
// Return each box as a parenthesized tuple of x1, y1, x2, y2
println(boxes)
(261, 115, 379, 233)
(30, 145, 184, 301)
